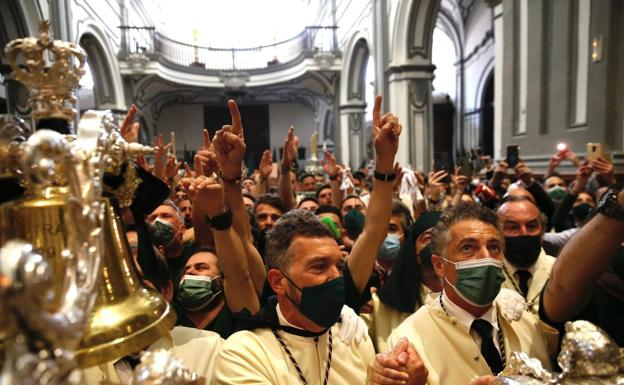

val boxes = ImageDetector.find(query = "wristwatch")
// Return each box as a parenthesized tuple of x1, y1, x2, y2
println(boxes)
(596, 189, 624, 222)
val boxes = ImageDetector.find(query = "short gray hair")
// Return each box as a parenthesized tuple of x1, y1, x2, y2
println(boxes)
(431, 203, 502, 258)
(162, 199, 184, 224)
(265, 209, 334, 271)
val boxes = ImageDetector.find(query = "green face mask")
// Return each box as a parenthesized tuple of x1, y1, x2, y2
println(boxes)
(319, 216, 341, 240)
(547, 186, 567, 202)
(177, 274, 223, 311)
(443, 257, 505, 307)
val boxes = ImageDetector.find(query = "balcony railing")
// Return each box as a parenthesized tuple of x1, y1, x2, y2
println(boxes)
(119, 26, 338, 72)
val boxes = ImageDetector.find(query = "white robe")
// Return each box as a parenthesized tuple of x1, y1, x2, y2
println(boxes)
(213, 305, 376, 385)
(82, 326, 223, 385)
(387, 293, 558, 385)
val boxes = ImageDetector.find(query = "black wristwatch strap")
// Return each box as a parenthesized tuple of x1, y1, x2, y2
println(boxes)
(207, 207, 233, 230)
(597, 189, 624, 222)
(374, 171, 397, 182)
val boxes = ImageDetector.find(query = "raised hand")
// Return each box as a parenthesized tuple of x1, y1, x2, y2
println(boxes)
(164, 154, 182, 180)
(514, 161, 533, 186)
(153, 134, 172, 179)
(120, 104, 140, 143)
(323, 150, 339, 177)
(221, 99, 244, 140)
(258, 149, 273, 179)
(547, 154, 562, 172)
(593, 156, 615, 185)
(572, 161, 593, 195)
(371, 95, 402, 173)
(187, 156, 225, 218)
(281, 126, 298, 168)
(212, 100, 247, 181)
(452, 166, 469, 195)
(136, 155, 154, 174)
(428, 169, 448, 187)
(392, 163, 404, 192)
(493, 160, 508, 177)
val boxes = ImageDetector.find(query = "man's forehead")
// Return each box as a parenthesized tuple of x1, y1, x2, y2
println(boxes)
(546, 176, 564, 185)
(187, 251, 217, 265)
(498, 201, 539, 220)
(256, 203, 281, 214)
(153, 205, 176, 215)
(449, 219, 501, 240)
(287, 235, 340, 263)
(343, 198, 364, 207)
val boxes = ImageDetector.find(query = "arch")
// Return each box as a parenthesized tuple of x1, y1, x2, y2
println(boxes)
(338, 32, 373, 167)
(480, 71, 494, 156)
(474, 57, 494, 108)
(391, 0, 441, 65)
(75, 22, 126, 110)
(346, 39, 370, 101)
(340, 32, 373, 105)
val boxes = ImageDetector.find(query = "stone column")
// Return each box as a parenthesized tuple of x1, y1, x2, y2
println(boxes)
(339, 102, 367, 169)
(387, 64, 435, 170)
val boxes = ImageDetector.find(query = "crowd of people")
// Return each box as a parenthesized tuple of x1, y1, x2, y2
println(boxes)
(102, 95, 624, 385)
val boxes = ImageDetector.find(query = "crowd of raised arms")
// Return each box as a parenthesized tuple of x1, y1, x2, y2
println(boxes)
(104, 95, 624, 385)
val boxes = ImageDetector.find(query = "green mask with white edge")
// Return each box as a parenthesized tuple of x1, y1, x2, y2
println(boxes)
(443, 257, 505, 307)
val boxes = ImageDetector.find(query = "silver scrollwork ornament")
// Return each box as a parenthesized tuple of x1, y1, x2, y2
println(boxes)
(493, 321, 624, 385)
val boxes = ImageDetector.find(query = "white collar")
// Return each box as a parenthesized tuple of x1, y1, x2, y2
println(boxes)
(440, 290, 499, 334)
(276, 303, 305, 330)
(504, 248, 545, 276)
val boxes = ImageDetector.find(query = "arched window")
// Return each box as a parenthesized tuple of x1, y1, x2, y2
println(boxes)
(432, 27, 457, 99)
(79, 33, 116, 110)
(77, 58, 96, 112)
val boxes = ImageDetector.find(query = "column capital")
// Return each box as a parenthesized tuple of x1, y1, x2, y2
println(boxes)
(386, 63, 436, 75)
(484, 0, 502, 8)
(386, 64, 436, 83)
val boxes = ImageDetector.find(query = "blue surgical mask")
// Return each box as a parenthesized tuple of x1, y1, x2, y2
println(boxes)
(378, 234, 402, 261)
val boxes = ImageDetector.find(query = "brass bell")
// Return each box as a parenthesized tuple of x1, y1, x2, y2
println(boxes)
(0, 191, 176, 368)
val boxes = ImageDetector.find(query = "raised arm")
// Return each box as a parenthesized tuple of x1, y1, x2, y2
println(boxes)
(255, 149, 272, 196)
(323, 150, 343, 209)
(212, 100, 267, 296)
(347, 95, 401, 293)
(183, 131, 220, 247)
(190, 175, 259, 314)
(278, 126, 298, 211)
(543, 188, 624, 322)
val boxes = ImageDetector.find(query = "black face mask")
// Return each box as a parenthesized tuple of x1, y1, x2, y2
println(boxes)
(504, 235, 542, 268)
(572, 203, 593, 222)
(418, 243, 434, 269)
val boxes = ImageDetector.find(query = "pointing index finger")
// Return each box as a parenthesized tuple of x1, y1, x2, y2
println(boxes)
(203, 129, 211, 150)
(228, 99, 243, 136)
(373, 95, 382, 127)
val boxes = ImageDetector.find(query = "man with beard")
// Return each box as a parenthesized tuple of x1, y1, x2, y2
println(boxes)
(496, 195, 555, 313)
(179, 199, 193, 229)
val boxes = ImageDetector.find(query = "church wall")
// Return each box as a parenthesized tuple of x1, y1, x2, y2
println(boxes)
(499, 0, 624, 172)
(156, 102, 317, 162)
(462, 0, 494, 112)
